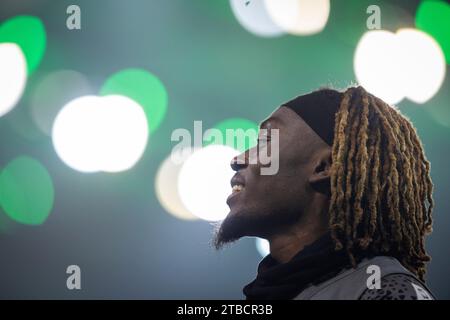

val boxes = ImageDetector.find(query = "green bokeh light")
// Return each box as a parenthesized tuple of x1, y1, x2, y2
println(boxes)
(0, 15, 46, 74)
(100, 68, 168, 133)
(416, 0, 450, 63)
(204, 118, 258, 152)
(0, 156, 54, 225)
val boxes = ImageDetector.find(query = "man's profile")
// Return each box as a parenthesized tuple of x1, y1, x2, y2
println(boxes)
(214, 86, 435, 300)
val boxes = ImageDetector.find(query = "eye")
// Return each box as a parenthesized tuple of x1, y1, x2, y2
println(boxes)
(257, 132, 271, 144)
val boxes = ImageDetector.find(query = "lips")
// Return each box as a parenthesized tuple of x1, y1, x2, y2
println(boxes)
(227, 174, 245, 204)
(231, 184, 243, 193)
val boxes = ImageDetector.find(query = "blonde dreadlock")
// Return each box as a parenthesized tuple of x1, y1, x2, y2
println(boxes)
(329, 86, 434, 281)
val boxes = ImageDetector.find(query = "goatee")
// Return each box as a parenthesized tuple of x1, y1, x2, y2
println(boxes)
(212, 211, 297, 250)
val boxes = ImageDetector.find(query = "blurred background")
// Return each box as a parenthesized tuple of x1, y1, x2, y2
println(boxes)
(0, 0, 449, 299)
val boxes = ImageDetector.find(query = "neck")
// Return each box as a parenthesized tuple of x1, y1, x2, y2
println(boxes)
(267, 194, 329, 264)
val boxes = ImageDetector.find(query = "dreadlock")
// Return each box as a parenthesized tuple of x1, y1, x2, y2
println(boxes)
(329, 86, 434, 281)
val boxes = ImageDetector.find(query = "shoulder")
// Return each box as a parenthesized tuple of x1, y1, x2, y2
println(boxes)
(359, 273, 435, 300)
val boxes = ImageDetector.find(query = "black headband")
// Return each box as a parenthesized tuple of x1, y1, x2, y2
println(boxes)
(283, 89, 343, 146)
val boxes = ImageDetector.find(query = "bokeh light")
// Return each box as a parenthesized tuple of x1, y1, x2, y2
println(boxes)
(264, 0, 330, 36)
(178, 145, 239, 221)
(0, 43, 27, 117)
(0, 156, 54, 225)
(354, 29, 446, 104)
(30, 70, 92, 136)
(416, 0, 450, 64)
(0, 15, 46, 74)
(396, 29, 446, 104)
(255, 237, 270, 257)
(230, 0, 284, 37)
(52, 95, 149, 173)
(100, 68, 168, 133)
(155, 149, 198, 221)
(204, 118, 258, 152)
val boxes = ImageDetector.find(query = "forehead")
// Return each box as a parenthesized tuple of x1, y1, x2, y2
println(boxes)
(260, 106, 302, 129)
(260, 106, 327, 145)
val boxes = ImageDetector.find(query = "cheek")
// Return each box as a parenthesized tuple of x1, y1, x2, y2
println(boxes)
(274, 144, 308, 177)
(247, 142, 308, 186)
(247, 167, 303, 201)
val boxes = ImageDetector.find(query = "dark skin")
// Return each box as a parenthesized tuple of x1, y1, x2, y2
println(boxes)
(217, 106, 333, 263)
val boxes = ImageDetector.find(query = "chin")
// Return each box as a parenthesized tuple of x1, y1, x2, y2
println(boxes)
(214, 207, 260, 248)
(226, 206, 261, 227)
(226, 205, 243, 218)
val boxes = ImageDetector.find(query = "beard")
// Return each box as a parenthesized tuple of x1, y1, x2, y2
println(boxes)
(212, 206, 301, 250)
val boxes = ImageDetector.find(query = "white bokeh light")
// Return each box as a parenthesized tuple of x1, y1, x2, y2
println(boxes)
(354, 29, 446, 104)
(230, 0, 284, 37)
(155, 149, 198, 221)
(354, 30, 403, 104)
(396, 29, 446, 104)
(0, 43, 27, 117)
(264, 0, 330, 36)
(255, 237, 270, 257)
(178, 145, 239, 221)
(52, 95, 148, 173)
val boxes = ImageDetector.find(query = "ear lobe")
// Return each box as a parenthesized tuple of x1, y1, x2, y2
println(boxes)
(308, 151, 332, 195)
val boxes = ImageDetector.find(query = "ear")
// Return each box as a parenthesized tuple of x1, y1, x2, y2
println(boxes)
(308, 148, 332, 195)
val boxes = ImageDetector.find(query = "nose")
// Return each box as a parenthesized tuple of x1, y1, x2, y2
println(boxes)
(230, 151, 248, 172)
